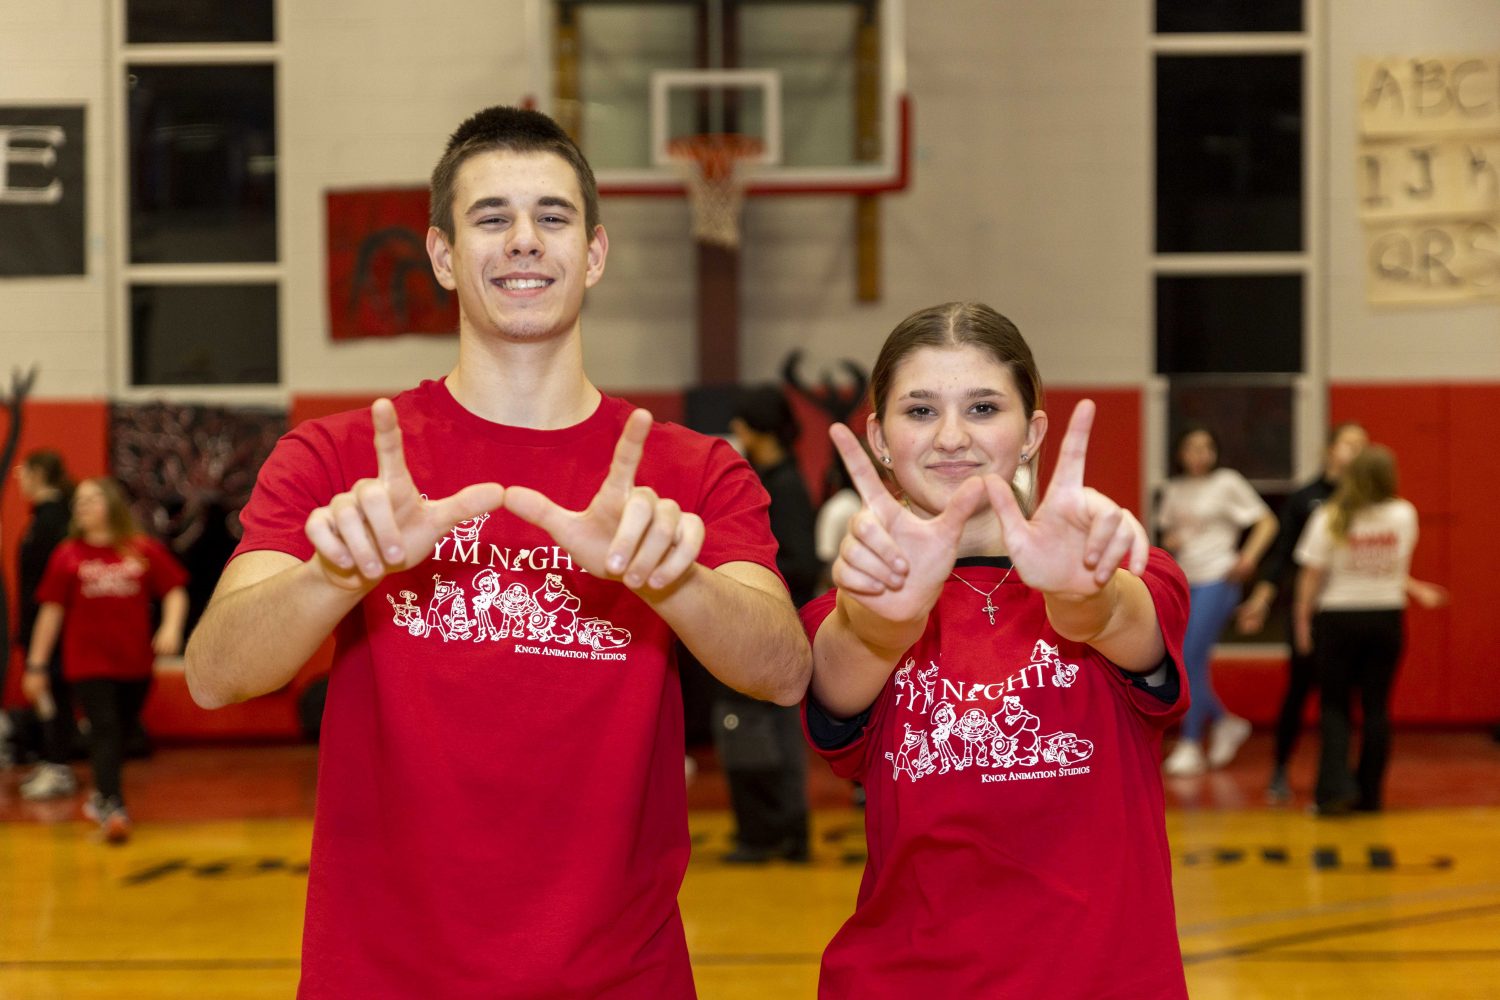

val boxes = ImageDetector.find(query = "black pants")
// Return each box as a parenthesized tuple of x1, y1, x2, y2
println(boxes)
(73, 678, 153, 805)
(1314, 610, 1404, 810)
(1271, 620, 1319, 771)
(37, 651, 81, 766)
(713, 697, 809, 854)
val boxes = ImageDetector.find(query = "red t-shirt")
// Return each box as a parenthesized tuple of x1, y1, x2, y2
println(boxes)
(801, 550, 1191, 999)
(235, 380, 780, 1000)
(36, 537, 188, 681)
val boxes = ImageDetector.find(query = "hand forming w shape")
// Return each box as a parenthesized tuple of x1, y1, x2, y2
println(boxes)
(827, 399, 1150, 619)
(503, 409, 705, 591)
(982, 399, 1149, 597)
(305, 398, 505, 589)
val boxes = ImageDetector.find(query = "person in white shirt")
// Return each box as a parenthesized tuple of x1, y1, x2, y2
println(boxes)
(1156, 426, 1277, 776)
(1294, 444, 1446, 815)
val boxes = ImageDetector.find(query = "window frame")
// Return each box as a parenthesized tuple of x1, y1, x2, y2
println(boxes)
(109, 0, 285, 403)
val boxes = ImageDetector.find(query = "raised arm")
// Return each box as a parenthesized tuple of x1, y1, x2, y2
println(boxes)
(807, 423, 987, 717)
(985, 400, 1159, 673)
(185, 399, 503, 708)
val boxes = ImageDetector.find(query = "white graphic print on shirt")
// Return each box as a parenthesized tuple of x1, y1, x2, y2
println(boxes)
(885, 644, 1095, 786)
(380, 517, 634, 659)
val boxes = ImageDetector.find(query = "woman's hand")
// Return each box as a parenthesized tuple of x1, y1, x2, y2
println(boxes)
(826, 422, 987, 626)
(983, 400, 1149, 598)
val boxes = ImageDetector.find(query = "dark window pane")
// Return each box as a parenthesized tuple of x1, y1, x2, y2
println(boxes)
(1156, 0, 1301, 33)
(1156, 274, 1302, 374)
(1167, 379, 1294, 481)
(131, 284, 279, 385)
(128, 64, 277, 263)
(1156, 55, 1302, 252)
(127, 0, 274, 43)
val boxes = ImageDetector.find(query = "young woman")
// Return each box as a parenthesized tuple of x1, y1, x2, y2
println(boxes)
(1156, 425, 1277, 776)
(15, 451, 80, 800)
(802, 302, 1190, 997)
(1236, 422, 1368, 803)
(24, 477, 188, 842)
(1293, 445, 1445, 815)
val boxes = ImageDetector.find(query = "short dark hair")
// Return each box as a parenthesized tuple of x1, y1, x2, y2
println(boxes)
(429, 106, 601, 238)
(23, 449, 72, 493)
(733, 384, 800, 448)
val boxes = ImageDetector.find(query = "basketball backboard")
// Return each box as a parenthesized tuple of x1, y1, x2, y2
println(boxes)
(521, 0, 909, 196)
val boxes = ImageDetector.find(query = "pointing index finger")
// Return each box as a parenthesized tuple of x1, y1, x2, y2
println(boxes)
(603, 408, 653, 495)
(1049, 399, 1095, 492)
(829, 423, 894, 511)
(371, 398, 412, 487)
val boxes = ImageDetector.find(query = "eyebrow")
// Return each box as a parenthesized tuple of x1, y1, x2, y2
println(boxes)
(902, 387, 1006, 400)
(464, 195, 579, 216)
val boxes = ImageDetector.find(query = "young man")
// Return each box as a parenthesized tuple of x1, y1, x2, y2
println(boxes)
(185, 106, 811, 999)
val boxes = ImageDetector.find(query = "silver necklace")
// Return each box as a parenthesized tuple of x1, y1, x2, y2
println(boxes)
(949, 565, 1014, 626)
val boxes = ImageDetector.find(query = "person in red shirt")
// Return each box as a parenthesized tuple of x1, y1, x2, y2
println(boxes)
(183, 106, 811, 999)
(803, 302, 1190, 998)
(24, 477, 188, 843)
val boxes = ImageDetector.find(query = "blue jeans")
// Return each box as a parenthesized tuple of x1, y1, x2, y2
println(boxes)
(1181, 579, 1241, 741)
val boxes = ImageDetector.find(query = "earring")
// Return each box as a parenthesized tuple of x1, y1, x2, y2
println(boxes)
(1019, 452, 1030, 463)
(881, 454, 892, 466)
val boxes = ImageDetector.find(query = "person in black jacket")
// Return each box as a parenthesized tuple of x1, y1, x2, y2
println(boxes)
(714, 384, 817, 862)
(15, 450, 80, 799)
(1235, 422, 1367, 804)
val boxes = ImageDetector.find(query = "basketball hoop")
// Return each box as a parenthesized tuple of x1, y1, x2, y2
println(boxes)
(668, 133, 764, 250)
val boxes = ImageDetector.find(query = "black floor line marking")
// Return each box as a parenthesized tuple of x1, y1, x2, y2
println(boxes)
(1184, 901, 1500, 965)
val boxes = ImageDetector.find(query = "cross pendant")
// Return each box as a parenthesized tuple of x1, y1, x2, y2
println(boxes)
(981, 596, 998, 626)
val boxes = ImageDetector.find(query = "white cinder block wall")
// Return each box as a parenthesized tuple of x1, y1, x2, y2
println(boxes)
(2, 0, 1496, 401)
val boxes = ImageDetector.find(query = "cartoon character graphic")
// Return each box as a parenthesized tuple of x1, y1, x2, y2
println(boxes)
(1040, 732, 1095, 767)
(386, 589, 423, 635)
(424, 574, 471, 641)
(894, 658, 917, 710)
(991, 695, 1041, 768)
(1031, 639, 1080, 688)
(929, 700, 962, 773)
(497, 583, 533, 638)
(575, 617, 632, 651)
(914, 663, 939, 715)
(469, 569, 504, 641)
(884, 723, 937, 781)
(527, 573, 582, 642)
(953, 708, 998, 769)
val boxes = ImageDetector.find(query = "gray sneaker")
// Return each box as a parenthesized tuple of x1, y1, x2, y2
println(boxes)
(20, 763, 78, 801)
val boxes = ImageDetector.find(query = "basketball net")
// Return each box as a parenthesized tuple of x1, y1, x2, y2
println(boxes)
(668, 134, 764, 250)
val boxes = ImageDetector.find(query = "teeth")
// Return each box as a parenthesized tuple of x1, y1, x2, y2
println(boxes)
(498, 278, 550, 290)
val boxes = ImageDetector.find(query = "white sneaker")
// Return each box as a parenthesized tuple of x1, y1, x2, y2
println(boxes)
(1207, 715, 1253, 769)
(20, 763, 78, 801)
(1162, 739, 1207, 777)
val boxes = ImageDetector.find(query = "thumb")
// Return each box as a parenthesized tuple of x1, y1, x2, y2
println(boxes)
(934, 477, 988, 539)
(501, 485, 568, 536)
(982, 474, 1029, 549)
(429, 482, 505, 530)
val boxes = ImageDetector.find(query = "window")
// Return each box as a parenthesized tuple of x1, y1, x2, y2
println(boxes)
(1155, 55, 1302, 253)
(126, 0, 274, 44)
(119, 1, 279, 389)
(1155, 274, 1302, 374)
(127, 64, 277, 264)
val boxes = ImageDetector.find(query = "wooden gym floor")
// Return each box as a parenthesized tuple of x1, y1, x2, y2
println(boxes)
(3, 730, 1500, 999)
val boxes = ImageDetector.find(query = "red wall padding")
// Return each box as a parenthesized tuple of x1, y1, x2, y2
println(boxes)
(11, 384, 1496, 732)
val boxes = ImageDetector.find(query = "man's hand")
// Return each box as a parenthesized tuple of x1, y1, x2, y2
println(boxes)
(502, 409, 705, 592)
(304, 398, 504, 590)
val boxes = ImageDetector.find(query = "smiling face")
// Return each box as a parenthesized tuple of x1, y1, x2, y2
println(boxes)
(868, 344, 1044, 519)
(426, 150, 608, 344)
